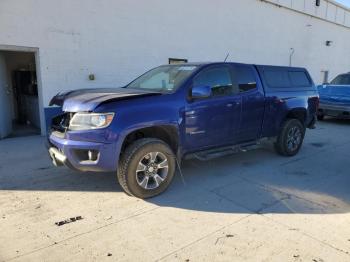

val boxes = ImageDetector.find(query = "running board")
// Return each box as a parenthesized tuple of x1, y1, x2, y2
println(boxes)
(185, 141, 261, 161)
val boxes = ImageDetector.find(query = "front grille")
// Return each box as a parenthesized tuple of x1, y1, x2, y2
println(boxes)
(51, 113, 74, 133)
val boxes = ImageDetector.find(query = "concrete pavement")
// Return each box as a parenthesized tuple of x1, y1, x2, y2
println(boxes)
(0, 119, 350, 261)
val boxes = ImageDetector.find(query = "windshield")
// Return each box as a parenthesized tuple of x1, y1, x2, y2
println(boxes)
(330, 74, 350, 85)
(126, 65, 198, 92)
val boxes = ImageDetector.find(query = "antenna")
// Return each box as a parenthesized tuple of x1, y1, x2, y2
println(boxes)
(224, 53, 230, 62)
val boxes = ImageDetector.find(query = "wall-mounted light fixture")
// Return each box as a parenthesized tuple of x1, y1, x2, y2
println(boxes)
(88, 74, 95, 80)
(325, 41, 333, 46)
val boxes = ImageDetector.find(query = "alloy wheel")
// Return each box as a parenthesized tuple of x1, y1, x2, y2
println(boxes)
(135, 152, 169, 190)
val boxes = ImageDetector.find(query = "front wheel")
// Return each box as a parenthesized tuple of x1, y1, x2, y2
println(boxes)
(117, 138, 176, 199)
(275, 119, 305, 156)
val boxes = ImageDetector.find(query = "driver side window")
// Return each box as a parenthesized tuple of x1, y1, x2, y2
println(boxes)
(193, 67, 236, 97)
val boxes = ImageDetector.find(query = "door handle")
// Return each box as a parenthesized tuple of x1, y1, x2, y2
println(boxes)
(226, 101, 240, 108)
(185, 110, 196, 116)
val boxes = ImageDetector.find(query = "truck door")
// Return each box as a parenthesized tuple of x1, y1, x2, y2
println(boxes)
(184, 65, 241, 150)
(234, 64, 265, 143)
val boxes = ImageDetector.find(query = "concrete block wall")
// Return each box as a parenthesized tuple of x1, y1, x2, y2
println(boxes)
(0, 0, 350, 133)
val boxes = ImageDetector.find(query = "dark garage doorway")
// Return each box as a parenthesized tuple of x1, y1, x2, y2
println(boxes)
(0, 50, 41, 139)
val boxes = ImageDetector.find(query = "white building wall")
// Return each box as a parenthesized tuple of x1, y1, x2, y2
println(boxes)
(266, 0, 350, 27)
(0, 0, 350, 131)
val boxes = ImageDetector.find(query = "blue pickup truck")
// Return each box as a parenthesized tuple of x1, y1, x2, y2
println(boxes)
(48, 62, 319, 198)
(317, 72, 350, 120)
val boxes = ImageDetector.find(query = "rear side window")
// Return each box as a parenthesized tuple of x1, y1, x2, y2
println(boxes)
(331, 74, 350, 85)
(264, 70, 291, 88)
(264, 69, 311, 88)
(236, 65, 257, 92)
(193, 67, 234, 97)
(289, 71, 311, 86)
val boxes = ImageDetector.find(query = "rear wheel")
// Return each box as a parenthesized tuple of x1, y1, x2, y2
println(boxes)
(117, 138, 176, 199)
(275, 119, 305, 156)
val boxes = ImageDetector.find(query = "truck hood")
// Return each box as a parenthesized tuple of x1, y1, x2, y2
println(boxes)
(317, 84, 350, 105)
(50, 88, 162, 112)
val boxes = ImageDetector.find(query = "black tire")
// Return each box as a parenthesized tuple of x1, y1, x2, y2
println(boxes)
(117, 138, 176, 199)
(275, 119, 305, 157)
(317, 114, 325, 121)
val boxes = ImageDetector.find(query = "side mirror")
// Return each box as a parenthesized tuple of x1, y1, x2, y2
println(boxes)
(191, 85, 212, 100)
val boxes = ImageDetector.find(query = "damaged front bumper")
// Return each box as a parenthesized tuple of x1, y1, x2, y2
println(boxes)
(48, 145, 80, 171)
(48, 146, 67, 167)
(47, 131, 120, 172)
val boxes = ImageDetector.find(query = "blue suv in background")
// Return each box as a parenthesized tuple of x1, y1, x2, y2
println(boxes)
(48, 62, 319, 198)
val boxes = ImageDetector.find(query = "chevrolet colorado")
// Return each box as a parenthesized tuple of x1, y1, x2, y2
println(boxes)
(48, 62, 319, 198)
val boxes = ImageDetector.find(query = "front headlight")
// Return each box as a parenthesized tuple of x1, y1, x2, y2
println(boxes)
(69, 113, 115, 131)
